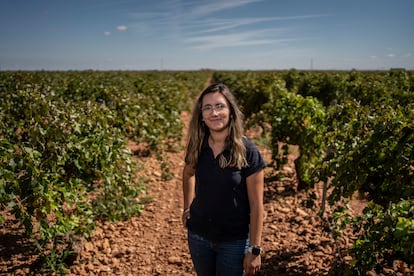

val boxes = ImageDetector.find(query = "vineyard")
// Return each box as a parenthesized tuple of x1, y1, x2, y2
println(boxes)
(0, 69, 413, 275)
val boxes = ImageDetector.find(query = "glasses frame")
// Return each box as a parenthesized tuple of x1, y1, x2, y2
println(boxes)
(201, 103, 228, 114)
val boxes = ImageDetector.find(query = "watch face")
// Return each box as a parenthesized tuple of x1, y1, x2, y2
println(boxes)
(252, 247, 261, 255)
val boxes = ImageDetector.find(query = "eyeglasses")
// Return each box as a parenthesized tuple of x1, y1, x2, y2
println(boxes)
(201, 103, 228, 114)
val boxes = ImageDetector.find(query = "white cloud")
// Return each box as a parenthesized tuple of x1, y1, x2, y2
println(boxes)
(387, 53, 395, 57)
(186, 29, 293, 50)
(104, 31, 111, 36)
(117, 25, 128, 32)
(184, 15, 323, 34)
(189, 0, 263, 17)
(185, 17, 282, 34)
(129, 11, 170, 19)
(124, 1, 325, 52)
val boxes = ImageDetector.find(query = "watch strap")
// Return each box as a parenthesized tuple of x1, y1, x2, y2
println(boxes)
(248, 245, 262, 255)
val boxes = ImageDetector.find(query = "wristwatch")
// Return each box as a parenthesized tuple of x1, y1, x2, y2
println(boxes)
(248, 245, 262, 256)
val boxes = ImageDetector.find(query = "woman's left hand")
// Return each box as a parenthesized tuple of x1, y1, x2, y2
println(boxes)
(182, 208, 190, 227)
(243, 252, 261, 275)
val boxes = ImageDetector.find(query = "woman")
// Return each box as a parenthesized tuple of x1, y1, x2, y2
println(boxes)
(182, 83, 265, 276)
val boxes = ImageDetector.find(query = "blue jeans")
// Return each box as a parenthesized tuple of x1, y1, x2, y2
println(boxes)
(188, 230, 249, 276)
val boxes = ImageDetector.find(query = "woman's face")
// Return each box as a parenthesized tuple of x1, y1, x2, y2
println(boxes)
(201, 92, 231, 133)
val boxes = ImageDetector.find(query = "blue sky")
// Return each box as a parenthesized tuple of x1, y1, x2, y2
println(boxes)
(1, 0, 413, 70)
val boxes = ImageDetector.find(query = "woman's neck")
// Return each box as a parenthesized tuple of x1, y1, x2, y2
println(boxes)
(208, 129, 228, 145)
(208, 131, 228, 158)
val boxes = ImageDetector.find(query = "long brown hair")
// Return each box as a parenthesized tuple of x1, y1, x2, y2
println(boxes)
(184, 83, 247, 169)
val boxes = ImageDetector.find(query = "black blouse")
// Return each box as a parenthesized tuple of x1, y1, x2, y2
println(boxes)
(187, 136, 266, 242)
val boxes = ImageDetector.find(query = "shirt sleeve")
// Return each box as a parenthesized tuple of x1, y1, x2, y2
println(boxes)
(243, 138, 266, 177)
